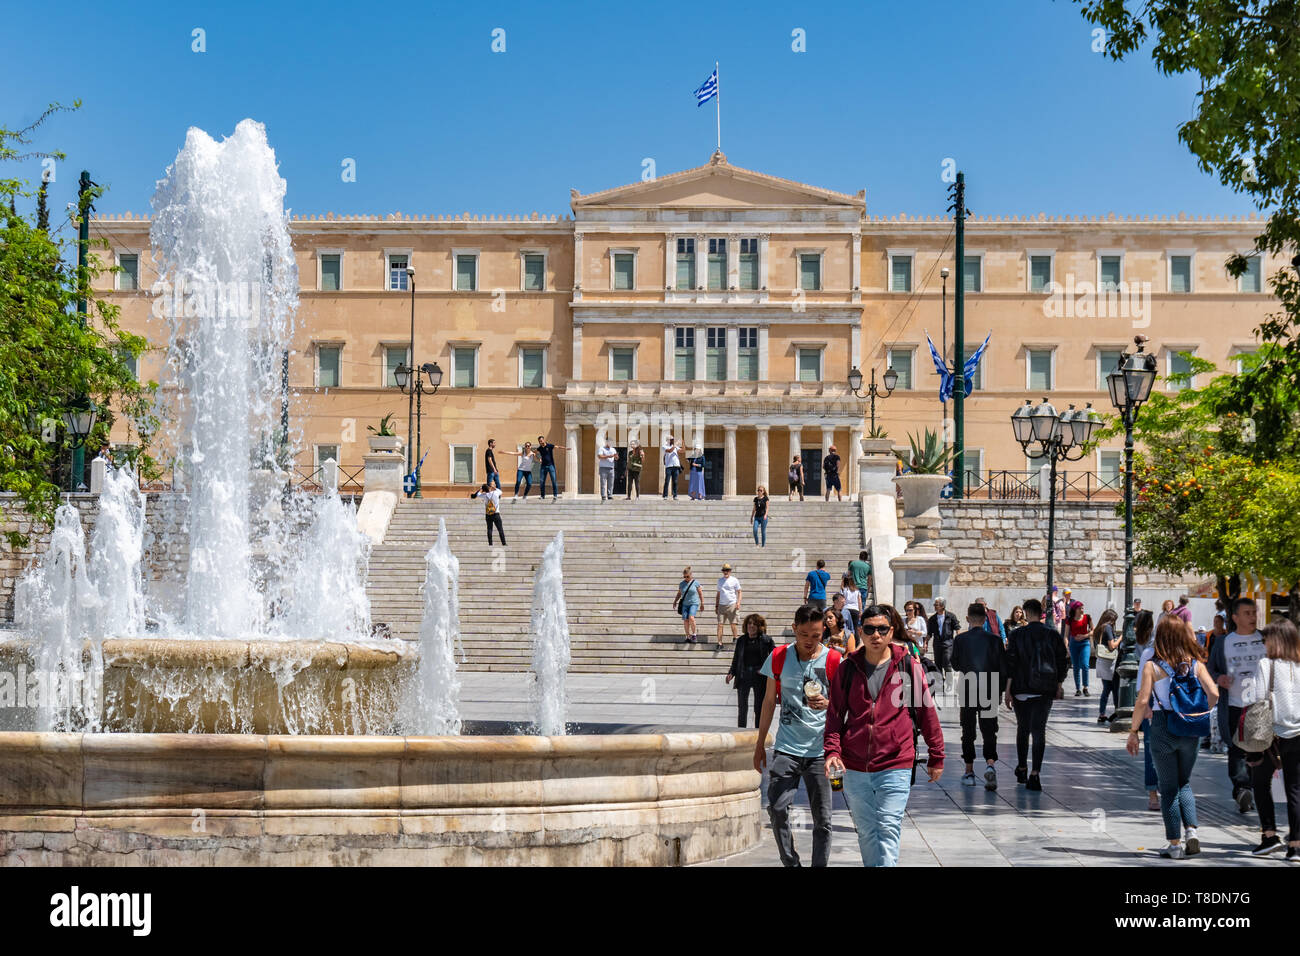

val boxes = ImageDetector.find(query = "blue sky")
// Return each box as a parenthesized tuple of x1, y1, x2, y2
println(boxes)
(2, 0, 1251, 224)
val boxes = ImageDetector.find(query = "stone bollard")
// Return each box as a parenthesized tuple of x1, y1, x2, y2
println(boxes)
(89, 456, 108, 494)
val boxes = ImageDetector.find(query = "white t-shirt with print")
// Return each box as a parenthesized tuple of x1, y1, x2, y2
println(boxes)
(717, 575, 742, 606)
(597, 445, 617, 470)
(1224, 630, 1267, 708)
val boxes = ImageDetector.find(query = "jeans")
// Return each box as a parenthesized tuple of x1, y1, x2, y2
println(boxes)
(599, 468, 614, 499)
(1098, 678, 1116, 716)
(752, 517, 768, 546)
(843, 608, 859, 636)
(1253, 735, 1300, 842)
(766, 751, 832, 867)
(539, 464, 558, 499)
(1140, 717, 1157, 789)
(485, 513, 506, 546)
(1148, 711, 1200, 841)
(841, 768, 912, 866)
(626, 471, 640, 498)
(1012, 696, 1053, 773)
(487, 470, 500, 490)
(1226, 705, 1252, 795)
(1069, 640, 1091, 690)
(662, 466, 681, 498)
(736, 682, 763, 728)
(959, 705, 999, 764)
(513, 469, 531, 496)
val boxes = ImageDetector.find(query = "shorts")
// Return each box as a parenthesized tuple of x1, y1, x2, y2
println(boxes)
(825, 473, 841, 492)
(717, 603, 738, 624)
(680, 603, 699, 621)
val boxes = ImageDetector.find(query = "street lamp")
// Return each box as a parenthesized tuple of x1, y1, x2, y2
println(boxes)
(848, 366, 898, 432)
(62, 399, 98, 492)
(403, 266, 416, 483)
(393, 360, 443, 498)
(1106, 335, 1158, 732)
(1011, 397, 1101, 597)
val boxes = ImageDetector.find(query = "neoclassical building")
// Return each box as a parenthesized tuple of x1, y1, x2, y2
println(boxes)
(94, 152, 1280, 497)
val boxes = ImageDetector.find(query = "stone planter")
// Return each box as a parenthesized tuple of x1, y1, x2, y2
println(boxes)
(368, 435, 403, 455)
(860, 438, 894, 456)
(893, 473, 951, 519)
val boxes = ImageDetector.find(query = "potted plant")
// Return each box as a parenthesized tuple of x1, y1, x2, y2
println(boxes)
(861, 423, 892, 456)
(892, 428, 952, 518)
(367, 413, 403, 454)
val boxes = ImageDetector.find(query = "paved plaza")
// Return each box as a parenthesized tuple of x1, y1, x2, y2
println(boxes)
(460, 672, 1287, 867)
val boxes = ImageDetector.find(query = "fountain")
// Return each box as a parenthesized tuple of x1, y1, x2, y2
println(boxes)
(398, 518, 463, 735)
(530, 532, 570, 735)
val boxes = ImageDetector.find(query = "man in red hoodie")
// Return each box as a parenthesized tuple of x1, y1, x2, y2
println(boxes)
(825, 604, 944, 866)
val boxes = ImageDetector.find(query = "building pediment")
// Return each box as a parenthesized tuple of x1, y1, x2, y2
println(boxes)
(572, 152, 865, 212)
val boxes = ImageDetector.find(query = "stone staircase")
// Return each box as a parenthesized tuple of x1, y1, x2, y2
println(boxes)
(366, 496, 866, 673)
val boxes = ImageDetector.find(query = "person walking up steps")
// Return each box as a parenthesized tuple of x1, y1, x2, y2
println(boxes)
(822, 444, 842, 502)
(848, 550, 872, 603)
(788, 455, 804, 501)
(470, 480, 506, 546)
(726, 614, 775, 730)
(754, 604, 843, 867)
(596, 437, 617, 502)
(750, 485, 770, 547)
(1244, 618, 1300, 861)
(838, 574, 862, 636)
(624, 440, 643, 500)
(1210, 597, 1266, 814)
(1003, 598, 1069, 791)
(824, 604, 944, 867)
(673, 567, 704, 643)
(804, 559, 831, 612)
(1126, 616, 1218, 860)
(954, 603, 1006, 791)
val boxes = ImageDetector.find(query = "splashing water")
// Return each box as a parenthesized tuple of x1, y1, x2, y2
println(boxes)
(89, 462, 147, 639)
(530, 531, 570, 736)
(400, 518, 463, 735)
(277, 490, 373, 642)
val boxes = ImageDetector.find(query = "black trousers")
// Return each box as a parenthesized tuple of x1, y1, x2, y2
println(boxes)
(1227, 705, 1252, 795)
(1012, 696, 1053, 773)
(485, 513, 506, 545)
(1252, 735, 1300, 842)
(736, 682, 763, 728)
(626, 472, 640, 498)
(959, 705, 999, 764)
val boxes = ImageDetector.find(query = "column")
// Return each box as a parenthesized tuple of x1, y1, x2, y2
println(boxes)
(694, 234, 706, 292)
(758, 325, 770, 380)
(848, 425, 863, 498)
(759, 233, 770, 290)
(694, 325, 707, 382)
(664, 234, 676, 289)
(592, 424, 602, 498)
(755, 424, 770, 495)
(822, 425, 836, 472)
(724, 424, 737, 498)
(571, 325, 583, 379)
(664, 327, 674, 380)
(787, 425, 801, 466)
(851, 232, 862, 298)
(850, 323, 862, 374)
(573, 232, 583, 301)
(725, 326, 739, 380)
(564, 424, 579, 499)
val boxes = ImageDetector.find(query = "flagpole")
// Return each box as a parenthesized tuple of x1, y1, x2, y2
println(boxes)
(715, 61, 721, 152)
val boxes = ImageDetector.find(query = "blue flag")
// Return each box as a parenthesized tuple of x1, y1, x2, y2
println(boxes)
(926, 331, 991, 401)
(694, 69, 718, 106)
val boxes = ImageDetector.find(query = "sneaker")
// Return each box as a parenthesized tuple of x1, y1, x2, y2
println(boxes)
(1184, 828, 1200, 856)
(1075, 689, 1082, 697)
(1097, 715, 1109, 724)
(1148, 791, 1161, 811)
(984, 765, 998, 791)
(1251, 834, 1284, 856)
(1083, 687, 1090, 696)
(1026, 774, 1042, 792)
(1158, 843, 1186, 860)
(961, 772, 977, 787)
(1287, 846, 1299, 862)
(1015, 765, 1027, 784)
(1237, 789, 1255, 814)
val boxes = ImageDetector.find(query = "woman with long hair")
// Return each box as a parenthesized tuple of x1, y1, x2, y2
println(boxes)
(726, 613, 775, 730)
(904, 600, 928, 647)
(1067, 602, 1094, 696)
(824, 608, 848, 654)
(838, 574, 863, 635)
(1008, 606, 1028, 630)
(1126, 617, 1218, 859)
(750, 484, 770, 547)
(1245, 618, 1300, 860)
(1134, 609, 1160, 808)
(1093, 609, 1121, 724)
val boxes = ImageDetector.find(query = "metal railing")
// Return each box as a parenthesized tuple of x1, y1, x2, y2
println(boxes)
(948, 469, 1123, 502)
(135, 465, 367, 497)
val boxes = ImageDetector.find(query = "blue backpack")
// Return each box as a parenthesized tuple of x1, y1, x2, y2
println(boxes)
(1156, 660, 1212, 737)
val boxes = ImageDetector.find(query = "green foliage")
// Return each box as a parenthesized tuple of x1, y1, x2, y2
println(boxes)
(367, 413, 398, 437)
(896, 428, 952, 474)
(866, 423, 889, 440)
(1, 106, 160, 546)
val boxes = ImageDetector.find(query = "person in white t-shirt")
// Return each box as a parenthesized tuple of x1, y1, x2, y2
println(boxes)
(1209, 597, 1266, 813)
(662, 437, 682, 499)
(470, 480, 505, 546)
(597, 441, 618, 502)
(715, 564, 743, 648)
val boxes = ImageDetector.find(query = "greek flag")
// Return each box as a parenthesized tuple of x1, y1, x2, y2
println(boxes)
(926, 331, 991, 402)
(694, 69, 718, 106)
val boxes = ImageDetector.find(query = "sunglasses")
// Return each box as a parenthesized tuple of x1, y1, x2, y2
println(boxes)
(860, 624, 892, 636)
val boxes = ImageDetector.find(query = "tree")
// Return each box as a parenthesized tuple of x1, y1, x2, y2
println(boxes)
(1, 105, 160, 546)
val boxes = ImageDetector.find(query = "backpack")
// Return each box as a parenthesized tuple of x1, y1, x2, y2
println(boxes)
(1022, 630, 1059, 695)
(769, 643, 840, 700)
(1234, 662, 1276, 753)
(835, 651, 924, 785)
(1154, 660, 1212, 738)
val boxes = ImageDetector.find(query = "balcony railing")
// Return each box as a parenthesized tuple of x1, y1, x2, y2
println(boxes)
(945, 470, 1123, 502)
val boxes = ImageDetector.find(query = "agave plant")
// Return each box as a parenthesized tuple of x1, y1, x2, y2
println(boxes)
(895, 428, 952, 474)
(367, 413, 398, 437)
(867, 424, 890, 440)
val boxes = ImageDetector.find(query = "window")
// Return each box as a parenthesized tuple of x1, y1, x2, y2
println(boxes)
(455, 254, 477, 291)
(1239, 256, 1262, 293)
(610, 347, 636, 381)
(387, 254, 409, 291)
(1099, 255, 1123, 291)
(890, 254, 912, 292)
(799, 254, 822, 291)
(887, 348, 914, 390)
(453, 346, 478, 388)
(962, 255, 982, 293)
(961, 448, 984, 487)
(1099, 450, 1122, 488)
(707, 239, 727, 291)
(117, 253, 139, 291)
(675, 238, 696, 289)
(613, 252, 635, 290)
(522, 254, 545, 292)
(1235, 350, 1259, 374)
(116, 346, 138, 381)
(451, 446, 475, 485)
(316, 445, 339, 468)
(963, 344, 984, 390)
(1028, 349, 1053, 391)
(1167, 350, 1194, 391)
(1096, 348, 1125, 389)
(384, 345, 409, 387)
(797, 348, 822, 383)
(674, 327, 695, 380)
(738, 238, 759, 290)
(705, 327, 726, 380)
(1029, 255, 1052, 292)
(1169, 255, 1192, 293)
(520, 348, 545, 388)
(320, 254, 341, 291)
(317, 345, 341, 388)
(737, 327, 759, 380)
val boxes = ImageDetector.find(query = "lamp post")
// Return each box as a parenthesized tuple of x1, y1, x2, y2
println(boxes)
(62, 398, 98, 491)
(404, 266, 416, 481)
(847, 365, 898, 432)
(1106, 335, 1158, 732)
(940, 266, 950, 450)
(393, 361, 443, 498)
(1011, 398, 1102, 596)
